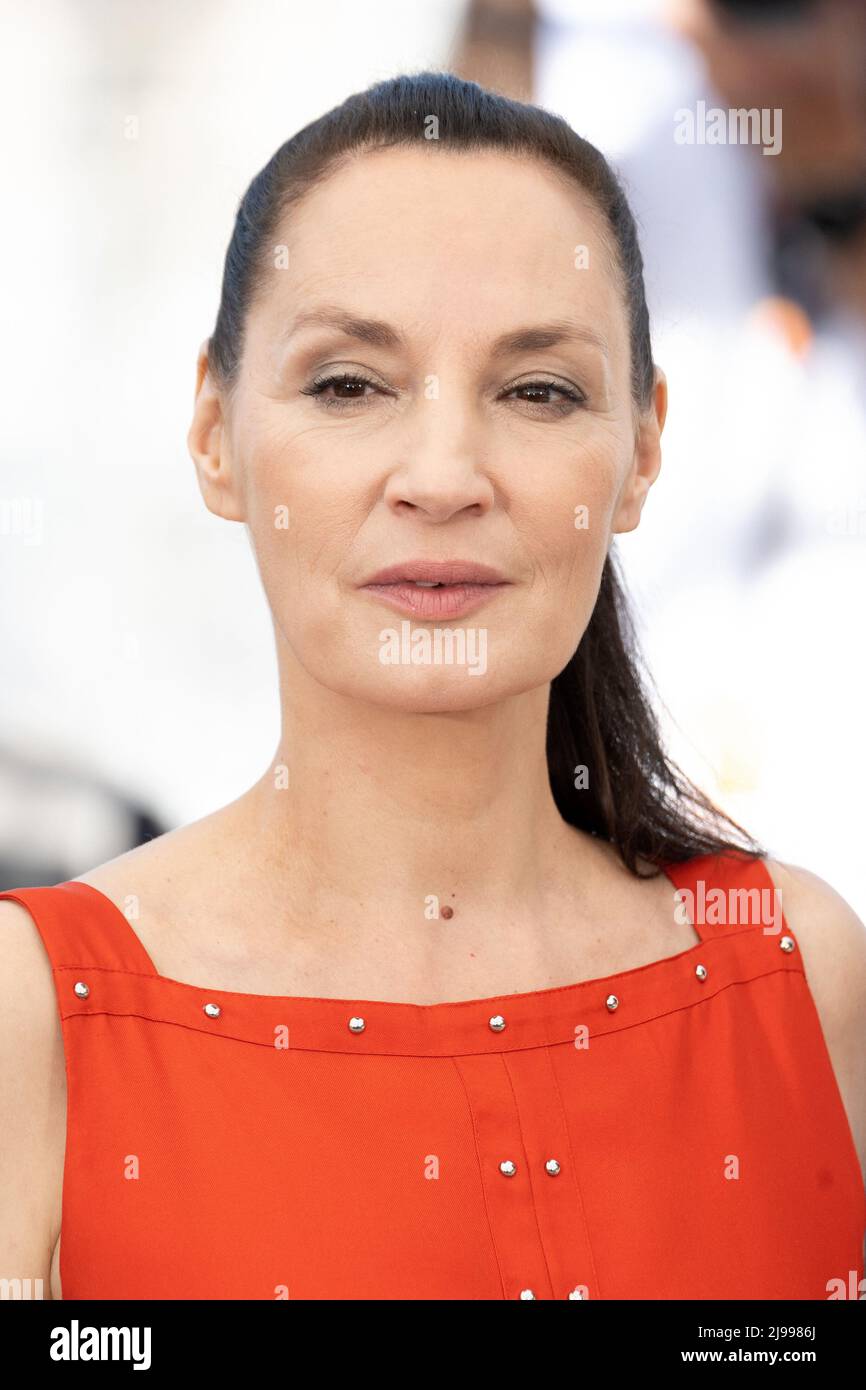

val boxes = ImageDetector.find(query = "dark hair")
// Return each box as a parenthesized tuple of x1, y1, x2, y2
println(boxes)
(208, 69, 764, 876)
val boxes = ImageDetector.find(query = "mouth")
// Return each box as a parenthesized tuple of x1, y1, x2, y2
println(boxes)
(358, 560, 511, 620)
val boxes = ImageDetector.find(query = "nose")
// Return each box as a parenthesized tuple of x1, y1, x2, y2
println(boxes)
(383, 392, 496, 523)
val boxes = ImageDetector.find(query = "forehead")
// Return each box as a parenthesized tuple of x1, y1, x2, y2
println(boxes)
(249, 145, 626, 356)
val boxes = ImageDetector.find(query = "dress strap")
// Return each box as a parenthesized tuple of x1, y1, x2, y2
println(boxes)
(0, 881, 158, 977)
(662, 851, 788, 943)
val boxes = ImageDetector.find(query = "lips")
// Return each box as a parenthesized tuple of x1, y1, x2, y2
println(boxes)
(358, 559, 511, 619)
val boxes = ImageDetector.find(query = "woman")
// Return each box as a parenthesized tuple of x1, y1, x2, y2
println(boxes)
(1, 71, 864, 1302)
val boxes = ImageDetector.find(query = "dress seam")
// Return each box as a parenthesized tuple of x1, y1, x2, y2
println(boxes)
(543, 1044, 603, 1300)
(501, 1052, 557, 1298)
(56, 966, 804, 1054)
(451, 1057, 508, 1299)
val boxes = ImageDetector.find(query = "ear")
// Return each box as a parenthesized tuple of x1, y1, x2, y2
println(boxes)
(186, 339, 247, 522)
(611, 366, 667, 535)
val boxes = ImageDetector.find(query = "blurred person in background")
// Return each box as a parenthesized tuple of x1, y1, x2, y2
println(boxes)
(670, 0, 866, 325)
(456, 0, 866, 915)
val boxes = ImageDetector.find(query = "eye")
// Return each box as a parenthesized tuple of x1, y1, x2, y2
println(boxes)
(300, 372, 587, 415)
(300, 372, 384, 410)
(501, 379, 587, 415)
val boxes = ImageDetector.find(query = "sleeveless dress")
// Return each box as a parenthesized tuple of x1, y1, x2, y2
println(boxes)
(2, 850, 863, 1301)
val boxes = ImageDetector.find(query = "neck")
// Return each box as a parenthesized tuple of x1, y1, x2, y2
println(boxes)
(237, 655, 600, 936)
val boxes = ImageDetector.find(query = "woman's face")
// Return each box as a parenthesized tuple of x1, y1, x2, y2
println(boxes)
(189, 146, 665, 710)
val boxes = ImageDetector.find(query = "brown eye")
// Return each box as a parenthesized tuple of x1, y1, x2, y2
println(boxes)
(300, 373, 382, 409)
(504, 380, 586, 413)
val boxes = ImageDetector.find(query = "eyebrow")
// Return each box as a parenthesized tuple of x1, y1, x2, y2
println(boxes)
(284, 306, 609, 358)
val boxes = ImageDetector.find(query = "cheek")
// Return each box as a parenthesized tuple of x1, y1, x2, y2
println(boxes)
(240, 428, 375, 674)
(508, 433, 625, 656)
(241, 416, 351, 575)
(515, 429, 625, 575)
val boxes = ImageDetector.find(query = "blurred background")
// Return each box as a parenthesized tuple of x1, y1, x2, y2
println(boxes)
(1, 0, 865, 913)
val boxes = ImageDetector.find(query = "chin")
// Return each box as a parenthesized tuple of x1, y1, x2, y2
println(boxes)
(286, 611, 578, 711)
(320, 664, 507, 714)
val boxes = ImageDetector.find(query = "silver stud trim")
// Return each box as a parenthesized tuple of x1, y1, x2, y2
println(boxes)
(695, 963, 708, 981)
(568, 1287, 585, 1299)
(488, 1014, 506, 1032)
(605, 993, 619, 1012)
(348, 1016, 366, 1033)
(519, 1289, 536, 1300)
(73, 981, 90, 999)
(203, 1002, 221, 1018)
(545, 1159, 561, 1176)
(499, 1160, 517, 1177)
(780, 935, 795, 953)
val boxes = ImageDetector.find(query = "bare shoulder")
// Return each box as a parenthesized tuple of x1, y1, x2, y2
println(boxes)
(66, 796, 256, 978)
(0, 899, 66, 1296)
(0, 897, 61, 1027)
(0, 813, 230, 1299)
(70, 801, 236, 911)
(763, 857, 866, 1185)
(71, 838, 171, 912)
(763, 858, 866, 1026)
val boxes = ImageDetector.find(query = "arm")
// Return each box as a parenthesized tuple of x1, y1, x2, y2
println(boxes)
(764, 858, 866, 1191)
(0, 901, 66, 1300)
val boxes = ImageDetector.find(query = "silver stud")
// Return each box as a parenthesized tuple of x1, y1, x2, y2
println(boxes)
(605, 993, 619, 1011)
(499, 1160, 517, 1177)
(695, 963, 708, 981)
(203, 1002, 221, 1018)
(519, 1289, 536, 1300)
(488, 1014, 506, 1032)
(545, 1159, 561, 1176)
(568, 1287, 585, 1300)
(73, 981, 89, 999)
(348, 1016, 366, 1033)
(780, 936, 795, 953)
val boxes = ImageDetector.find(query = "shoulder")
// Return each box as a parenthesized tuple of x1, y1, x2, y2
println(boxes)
(0, 896, 59, 1014)
(64, 803, 249, 968)
(70, 810, 221, 909)
(762, 857, 866, 1025)
(762, 857, 866, 1185)
(0, 898, 66, 1288)
(0, 893, 71, 1064)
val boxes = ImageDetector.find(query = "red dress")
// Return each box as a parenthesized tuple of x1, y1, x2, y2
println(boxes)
(2, 850, 863, 1300)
